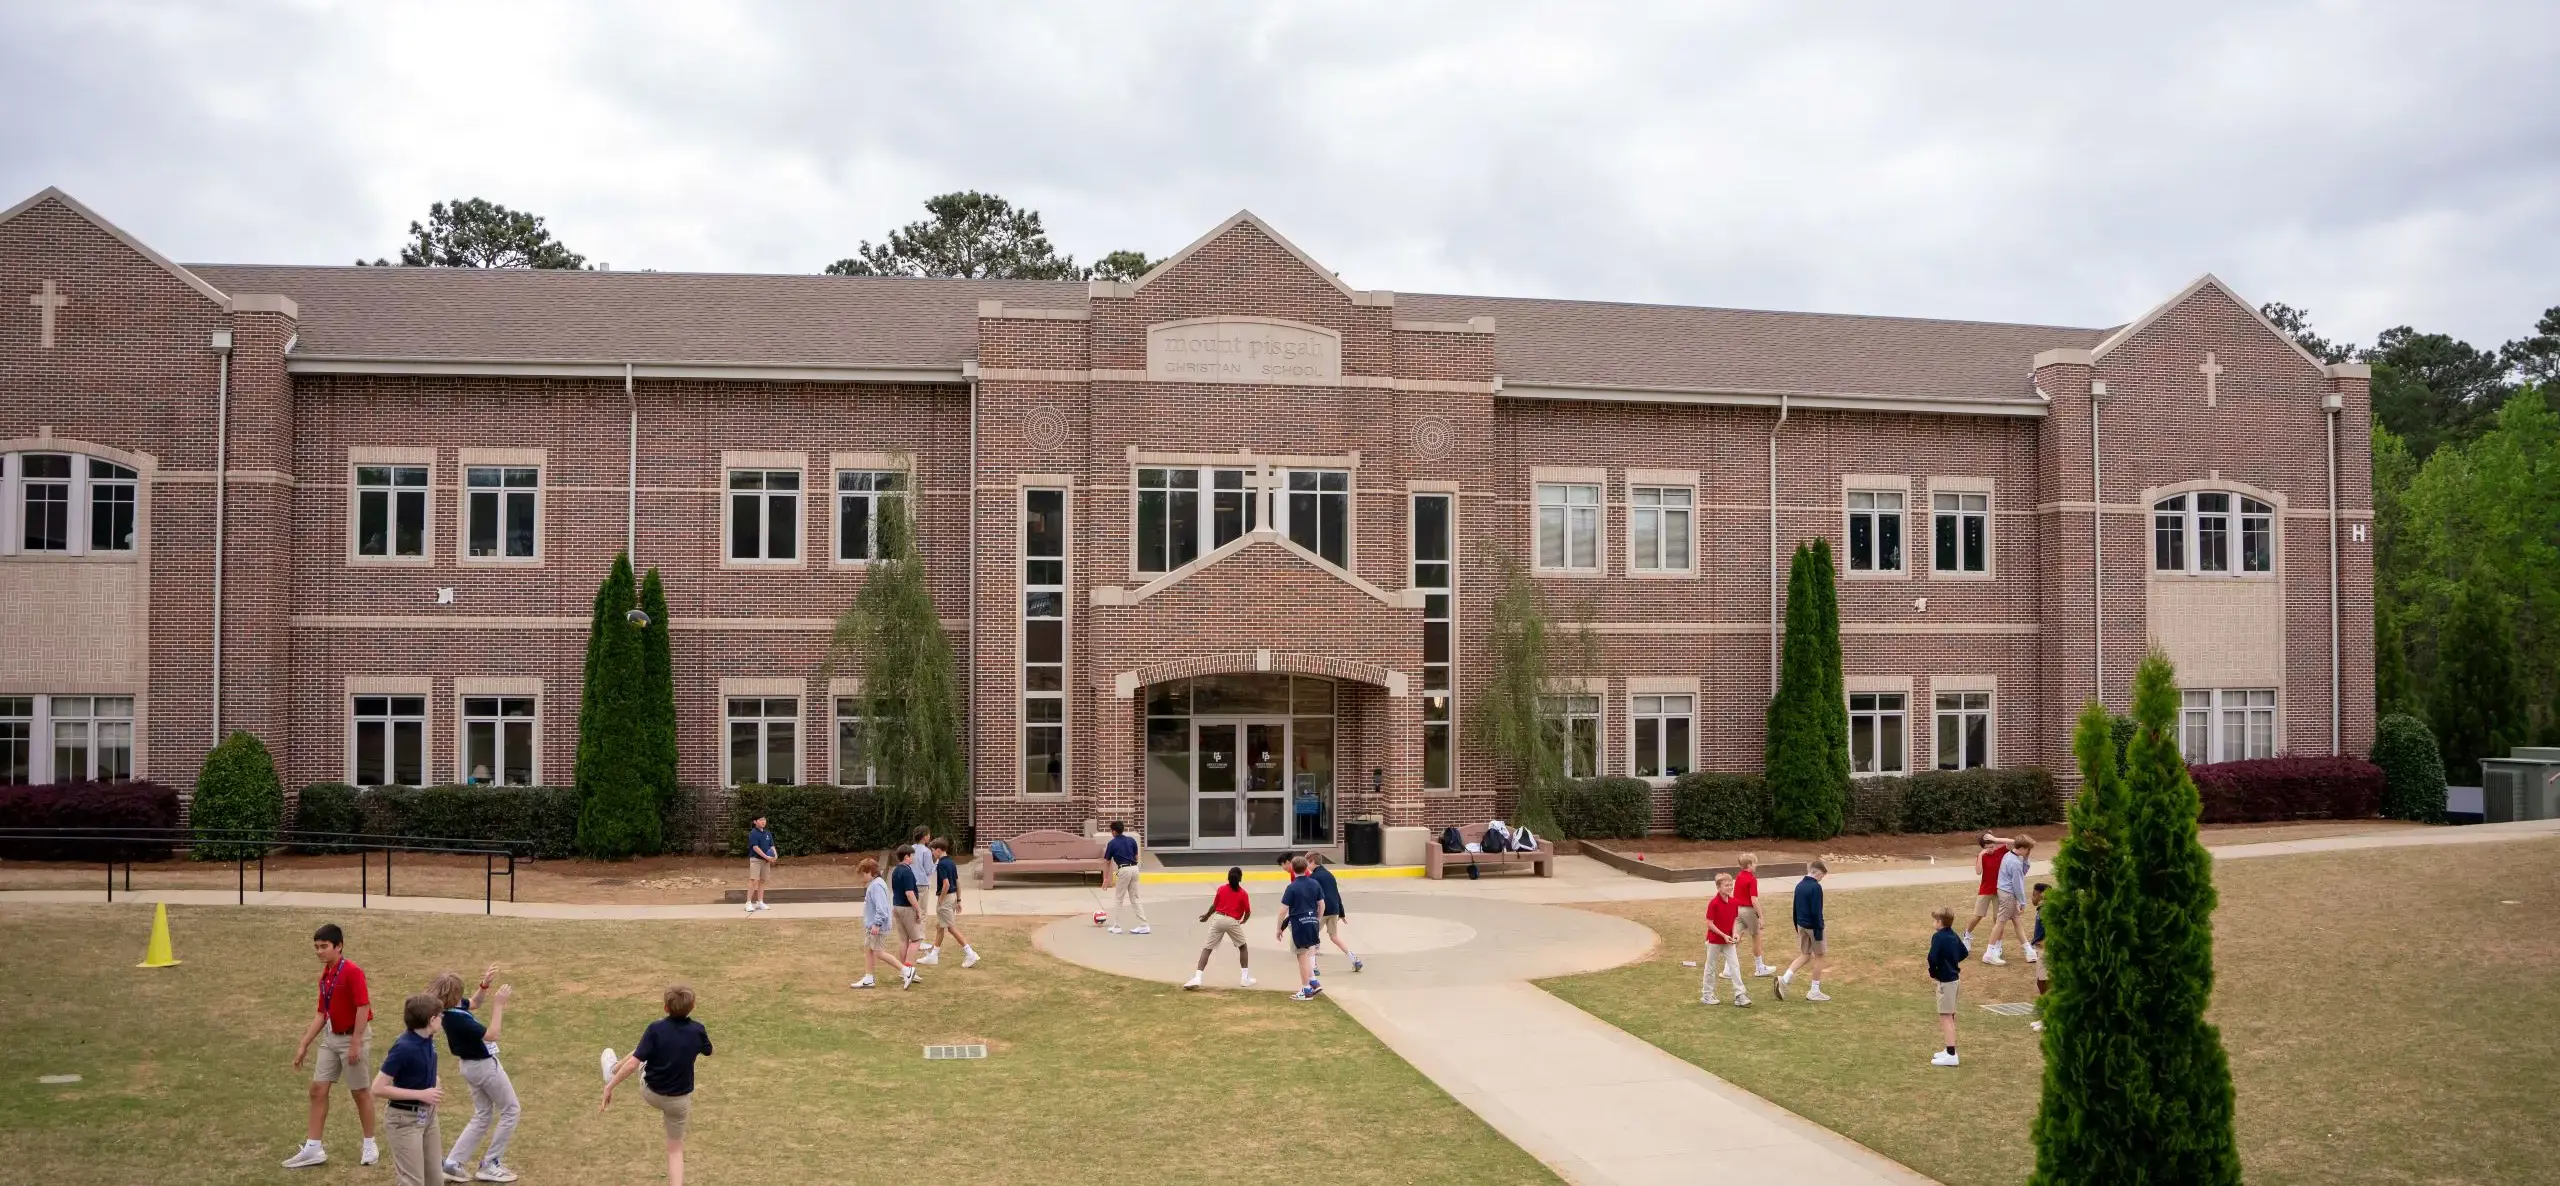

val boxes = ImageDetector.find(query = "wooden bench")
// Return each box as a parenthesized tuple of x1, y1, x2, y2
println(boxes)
(973, 828, 1108, 889)
(1424, 824, 1555, 879)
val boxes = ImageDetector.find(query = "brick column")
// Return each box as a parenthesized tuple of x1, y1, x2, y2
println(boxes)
(1091, 685, 1138, 831)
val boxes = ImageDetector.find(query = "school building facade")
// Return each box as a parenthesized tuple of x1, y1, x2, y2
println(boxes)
(0, 187, 2375, 854)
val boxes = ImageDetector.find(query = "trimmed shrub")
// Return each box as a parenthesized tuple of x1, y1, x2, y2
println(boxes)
(290, 783, 363, 852)
(574, 553, 663, 858)
(290, 784, 577, 858)
(729, 784, 921, 857)
(1553, 776, 1650, 839)
(2187, 757, 2385, 823)
(0, 781, 181, 860)
(2372, 713, 2448, 822)
(1898, 768, 2062, 834)
(191, 730, 284, 860)
(1671, 772, 1767, 840)
(1846, 775, 1908, 834)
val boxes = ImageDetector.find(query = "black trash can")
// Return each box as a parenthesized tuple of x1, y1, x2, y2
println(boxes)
(1344, 819, 1384, 866)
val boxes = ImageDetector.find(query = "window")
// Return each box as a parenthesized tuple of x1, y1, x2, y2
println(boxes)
(0, 697, 29, 784)
(1849, 692, 1906, 774)
(2154, 492, 2274, 575)
(726, 697, 799, 786)
(1136, 467, 1201, 574)
(1541, 694, 1601, 778)
(0, 696, 132, 784)
(1414, 493, 1454, 790)
(464, 466, 539, 560)
(727, 468, 801, 562)
(460, 696, 536, 785)
(835, 469, 905, 562)
(354, 465, 428, 559)
(351, 695, 426, 787)
(1211, 468, 1259, 548)
(1024, 488, 1067, 794)
(1846, 490, 1904, 572)
(2181, 688, 2277, 763)
(88, 459, 137, 552)
(1632, 694, 1693, 778)
(21, 453, 71, 551)
(1630, 486, 1692, 572)
(1535, 483, 1600, 571)
(834, 697, 875, 788)
(1932, 492, 1987, 574)
(3, 452, 140, 558)
(1935, 691, 1991, 770)
(1284, 469, 1349, 567)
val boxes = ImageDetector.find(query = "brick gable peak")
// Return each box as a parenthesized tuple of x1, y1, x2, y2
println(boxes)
(2089, 272, 2326, 375)
(2, 186, 233, 312)
(1090, 209, 1394, 308)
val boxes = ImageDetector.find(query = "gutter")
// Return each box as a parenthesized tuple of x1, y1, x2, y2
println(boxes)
(625, 363, 639, 561)
(965, 368, 980, 804)
(2327, 394, 2342, 754)
(2090, 379, 2106, 699)
(285, 356, 969, 385)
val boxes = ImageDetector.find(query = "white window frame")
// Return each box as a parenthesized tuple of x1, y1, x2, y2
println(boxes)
(1628, 691, 1694, 781)
(1132, 465, 1265, 577)
(1277, 467, 1352, 570)
(2180, 688, 2279, 763)
(347, 453, 434, 565)
(1933, 689, 1994, 771)
(1627, 479, 1695, 576)
(724, 695, 802, 787)
(1845, 489, 1908, 575)
(348, 690, 430, 788)
(1, 694, 135, 785)
(3, 451, 145, 560)
(1412, 487, 1457, 792)
(1541, 693, 1603, 778)
(1534, 480, 1602, 574)
(457, 692, 540, 786)
(2153, 489, 2277, 577)
(1848, 691, 1908, 775)
(833, 468, 907, 565)
(1022, 485, 1069, 797)
(832, 693, 877, 788)
(460, 464, 542, 564)
(1930, 489, 1990, 576)
(725, 466, 805, 566)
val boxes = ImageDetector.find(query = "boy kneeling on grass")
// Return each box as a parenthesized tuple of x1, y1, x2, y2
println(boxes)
(603, 985, 713, 1186)
(1928, 907, 1966, 1066)
(369, 994, 447, 1186)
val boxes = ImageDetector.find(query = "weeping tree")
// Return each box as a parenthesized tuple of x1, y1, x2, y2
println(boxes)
(1469, 545, 1595, 838)
(2031, 700, 2153, 1183)
(574, 553, 662, 858)
(1766, 539, 1848, 839)
(824, 490, 967, 841)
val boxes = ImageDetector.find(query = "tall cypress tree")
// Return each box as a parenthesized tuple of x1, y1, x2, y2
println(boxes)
(1766, 540, 1847, 839)
(2122, 650, 2242, 1184)
(2031, 700, 2155, 1184)
(636, 568, 680, 826)
(574, 553, 661, 858)
(825, 493, 967, 840)
(2432, 576, 2525, 785)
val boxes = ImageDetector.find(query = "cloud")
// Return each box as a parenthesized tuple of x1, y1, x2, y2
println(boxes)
(4, 0, 2554, 349)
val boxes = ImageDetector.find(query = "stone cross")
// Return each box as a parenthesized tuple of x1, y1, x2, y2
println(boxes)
(2197, 350, 2224, 407)
(27, 279, 68, 349)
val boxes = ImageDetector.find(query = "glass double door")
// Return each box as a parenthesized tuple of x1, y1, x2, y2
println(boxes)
(1192, 717, 1291, 849)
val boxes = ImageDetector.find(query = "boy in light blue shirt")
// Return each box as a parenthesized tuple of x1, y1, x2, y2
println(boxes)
(850, 857, 914, 990)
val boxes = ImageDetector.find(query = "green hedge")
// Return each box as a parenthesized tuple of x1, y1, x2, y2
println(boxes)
(289, 785, 578, 858)
(290, 783, 365, 852)
(191, 731, 284, 860)
(1672, 772, 1769, 840)
(2372, 713, 2447, 822)
(1552, 776, 1651, 839)
(728, 785, 924, 857)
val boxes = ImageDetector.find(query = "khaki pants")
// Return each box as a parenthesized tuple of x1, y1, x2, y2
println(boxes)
(641, 1087, 692, 1141)
(1701, 943, 1746, 999)
(451, 1056, 520, 1169)
(1201, 914, 1247, 959)
(1112, 866, 1148, 924)
(383, 1104, 442, 1186)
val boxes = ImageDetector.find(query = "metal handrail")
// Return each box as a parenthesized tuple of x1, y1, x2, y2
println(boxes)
(0, 828, 519, 914)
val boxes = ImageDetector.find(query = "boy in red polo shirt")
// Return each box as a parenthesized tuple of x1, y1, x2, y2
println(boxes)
(1184, 866, 1256, 990)
(1701, 872, 1752, 1006)
(1960, 832, 2016, 951)
(1735, 853, 1774, 977)
(285, 922, 379, 1169)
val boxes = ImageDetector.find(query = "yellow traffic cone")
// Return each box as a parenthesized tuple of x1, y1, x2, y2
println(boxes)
(136, 902, 181, 968)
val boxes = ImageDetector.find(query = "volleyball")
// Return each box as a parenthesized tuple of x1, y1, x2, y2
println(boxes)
(1092, 910, 1110, 927)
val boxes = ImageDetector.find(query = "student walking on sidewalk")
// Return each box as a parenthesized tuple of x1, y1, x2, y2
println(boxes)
(285, 922, 379, 1169)
(434, 966, 522, 1183)
(1104, 820, 1150, 934)
(1701, 872, 1752, 1006)
(920, 838, 979, 968)
(1775, 861, 1830, 1001)
(1281, 850, 1363, 974)
(1928, 907, 1967, 1066)
(1185, 866, 1255, 990)
(1277, 857, 1327, 999)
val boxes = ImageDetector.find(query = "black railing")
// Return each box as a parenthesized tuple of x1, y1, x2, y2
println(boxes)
(0, 828, 520, 915)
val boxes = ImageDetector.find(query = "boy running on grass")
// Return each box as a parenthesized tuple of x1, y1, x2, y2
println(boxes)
(1277, 856, 1326, 999)
(371, 993, 446, 1186)
(1104, 820, 1149, 934)
(744, 816, 777, 914)
(851, 857, 916, 989)
(2029, 881, 2052, 1031)
(434, 966, 521, 1183)
(602, 985, 712, 1186)
(1928, 907, 1966, 1066)
(1186, 866, 1255, 990)
(1985, 837, 2034, 966)
(1774, 861, 1830, 1001)
(1961, 832, 2017, 950)
(1735, 852, 1773, 977)
(1701, 871, 1752, 1006)
(285, 922, 378, 1169)
(922, 838, 979, 968)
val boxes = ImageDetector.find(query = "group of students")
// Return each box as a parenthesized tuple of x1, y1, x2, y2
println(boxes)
(1171, 844, 1364, 1000)
(1696, 853, 1832, 1007)
(746, 816, 987, 990)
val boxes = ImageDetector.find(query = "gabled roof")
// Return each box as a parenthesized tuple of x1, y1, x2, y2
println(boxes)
(1114, 210, 1389, 305)
(1, 187, 233, 310)
(2088, 273, 2326, 371)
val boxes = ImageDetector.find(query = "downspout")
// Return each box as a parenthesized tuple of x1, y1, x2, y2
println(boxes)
(1769, 395, 1789, 695)
(2327, 398, 2342, 754)
(210, 332, 233, 743)
(2090, 380, 2105, 700)
(966, 376, 979, 793)
(625, 364, 638, 561)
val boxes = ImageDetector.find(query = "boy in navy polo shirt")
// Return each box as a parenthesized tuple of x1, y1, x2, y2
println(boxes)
(435, 966, 520, 1183)
(2029, 881, 2052, 1031)
(890, 844, 927, 983)
(1276, 857, 1327, 999)
(369, 993, 447, 1186)
(604, 984, 713, 1186)
(1104, 820, 1149, 934)
(1928, 907, 1967, 1066)
(1775, 860, 1830, 1002)
(1287, 850, 1363, 974)
(744, 816, 778, 914)
(924, 838, 979, 968)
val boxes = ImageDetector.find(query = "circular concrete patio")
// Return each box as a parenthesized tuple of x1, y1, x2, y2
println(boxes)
(1033, 891, 1659, 992)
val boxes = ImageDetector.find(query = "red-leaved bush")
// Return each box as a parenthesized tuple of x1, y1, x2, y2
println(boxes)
(2186, 757, 2384, 823)
(0, 781, 182, 860)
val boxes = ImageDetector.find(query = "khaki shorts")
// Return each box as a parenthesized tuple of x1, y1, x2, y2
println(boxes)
(1935, 979, 1961, 1014)
(641, 1086, 692, 1141)
(893, 905, 922, 944)
(1202, 914, 1247, 952)
(1995, 890, 2022, 922)
(865, 926, 890, 953)
(1734, 906, 1761, 936)
(1795, 927, 1826, 957)
(936, 898, 960, 931)
(747, 857, 770, 881)
(1322, 914, 1345, 942)
(311, 1028, 368, 1085)
(1973, 891, 2000, 917)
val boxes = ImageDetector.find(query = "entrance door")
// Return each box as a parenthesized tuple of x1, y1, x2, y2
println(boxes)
(1192, 717, 1291, 849)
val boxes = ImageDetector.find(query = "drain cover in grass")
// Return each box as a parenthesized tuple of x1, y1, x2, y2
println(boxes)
(1979, 1002, 2037, 1016)
(38, 1075, 82, 1085)
(923, 1044, 988, 1060)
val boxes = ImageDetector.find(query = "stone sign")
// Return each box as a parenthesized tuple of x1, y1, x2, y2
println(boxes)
(1147, 317, 1341, 386)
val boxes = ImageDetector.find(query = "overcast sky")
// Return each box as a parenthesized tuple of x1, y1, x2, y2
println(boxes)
(5, 1, 2554, 350)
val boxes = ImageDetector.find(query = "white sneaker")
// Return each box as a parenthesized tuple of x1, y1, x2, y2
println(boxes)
(2030, 1020, 2045, 1032)
(919, 947, 940, 966)
(1734, 994, 1753, 1007)
(1806, 987, 1831, 1002)
(2026, 945, 2040, 963)
(744, 903, 757, 914)
(1701, 994, 1720, 1005)
(1753, 962, 1777, 977)
(1773, 972, 1790, 1000)
(476, 1164, 521, 1183)
(361, 1137, 379, 1166)
(961, 948, 980, 969)
(1959, 934, 1973, 952)
(445, 1161, 468, 1183)
(1239, 971, 1256, 987)
(850, 975, 875, 989)
(1183, 971, 1204, 990)
(1107, 926, 1124, 934)
(1132, 925, 1152, 935)
(600, 1047, 618, 1084)
(1983, 953, 2008, 966)
(1931, 1050, 1960, 1067)
(282, 1143, 327, 1169)
(900, 966, 918, 990)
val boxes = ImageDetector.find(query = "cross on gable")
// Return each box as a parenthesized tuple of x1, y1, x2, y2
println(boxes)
(2197, 351, 2224, 408)
(27, 279, 69, 349)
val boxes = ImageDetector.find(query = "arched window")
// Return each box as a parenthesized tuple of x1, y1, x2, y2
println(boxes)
(1, 449, 141, 557)
(2152, 491, 2273, 575)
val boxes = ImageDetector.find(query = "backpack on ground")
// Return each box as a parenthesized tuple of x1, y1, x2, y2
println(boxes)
(1439, 826, 1465, 854)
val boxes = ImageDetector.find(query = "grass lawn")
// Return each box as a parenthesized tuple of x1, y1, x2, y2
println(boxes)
(1542, 838, 2560, 1186)
(0, 908, 1557, 1185)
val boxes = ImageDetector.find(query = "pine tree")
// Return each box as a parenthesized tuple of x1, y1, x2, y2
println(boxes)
(824, 493, 968, 840)
(2120, 650, 2242, 1184)
(2030, 700, 2155, 1184)
(1766, 540, 1847, 839)
(637, 568, 679, 821)
(2431, 576, 2525, 785)
(574, 553, 662, 858)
